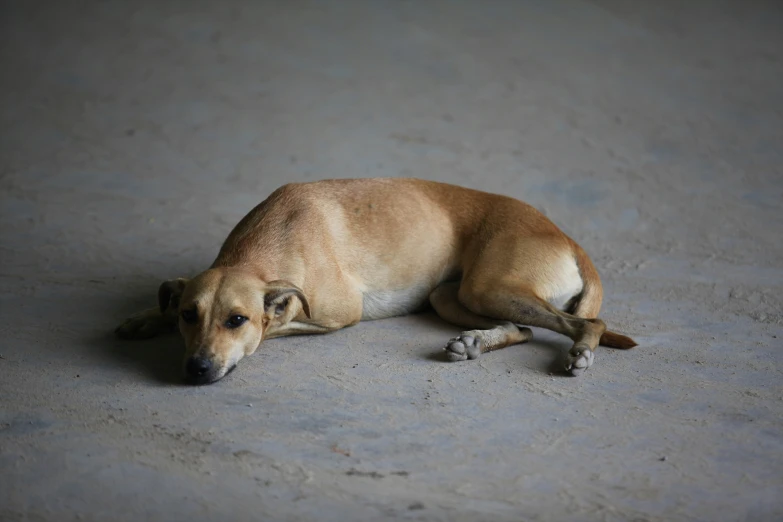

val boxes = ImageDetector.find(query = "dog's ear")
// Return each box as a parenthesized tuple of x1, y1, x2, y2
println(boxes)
(264, 281, 311, 319)
(157, 278, 188, 315)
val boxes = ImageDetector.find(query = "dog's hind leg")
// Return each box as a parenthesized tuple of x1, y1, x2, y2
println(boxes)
(458, 279, 606, 376)
(429, 282, 533, 361)
(115, 278, 190, 339)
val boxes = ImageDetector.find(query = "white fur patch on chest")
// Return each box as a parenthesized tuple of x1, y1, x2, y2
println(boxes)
(543, 255, 584, 310)
(361, 286, 431, 320)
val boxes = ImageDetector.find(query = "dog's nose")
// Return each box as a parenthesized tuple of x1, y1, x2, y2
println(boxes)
(185, 356, 212, 378)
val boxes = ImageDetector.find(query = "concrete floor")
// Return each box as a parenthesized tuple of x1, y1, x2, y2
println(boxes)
(2, 1, 782, 520)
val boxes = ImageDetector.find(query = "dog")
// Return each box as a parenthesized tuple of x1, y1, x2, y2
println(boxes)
(115, 178, 636, 384)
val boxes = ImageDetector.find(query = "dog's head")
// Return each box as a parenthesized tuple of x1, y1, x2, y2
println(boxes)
(163, 268, 310, 384)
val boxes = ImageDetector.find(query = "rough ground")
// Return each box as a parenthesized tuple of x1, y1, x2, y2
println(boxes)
(1, 1, 782, 521)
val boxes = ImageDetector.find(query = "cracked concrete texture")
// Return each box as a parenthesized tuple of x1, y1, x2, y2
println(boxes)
(1, 1, 781, 520)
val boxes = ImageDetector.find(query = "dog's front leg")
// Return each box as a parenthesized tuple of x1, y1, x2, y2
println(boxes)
(115, 278, 189, 339)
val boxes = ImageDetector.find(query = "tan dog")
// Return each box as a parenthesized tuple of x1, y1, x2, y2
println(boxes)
(116, 178, 636, 384)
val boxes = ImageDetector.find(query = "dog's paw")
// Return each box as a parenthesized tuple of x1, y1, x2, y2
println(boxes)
(564, 343, 594, 376)
(444, 333, 482, 362)
(114, 309, 169, 340)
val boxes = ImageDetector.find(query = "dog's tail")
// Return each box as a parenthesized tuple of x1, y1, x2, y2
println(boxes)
(599, 330, 638, 349)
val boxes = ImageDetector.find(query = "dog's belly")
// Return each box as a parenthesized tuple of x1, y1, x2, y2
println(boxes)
(361, 286, 433, 320)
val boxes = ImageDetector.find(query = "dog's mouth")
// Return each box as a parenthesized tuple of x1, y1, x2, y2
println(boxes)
(184, 363, 238, 385)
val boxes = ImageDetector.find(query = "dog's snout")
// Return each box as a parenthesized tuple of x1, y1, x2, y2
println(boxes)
(185, 356, 212, 381)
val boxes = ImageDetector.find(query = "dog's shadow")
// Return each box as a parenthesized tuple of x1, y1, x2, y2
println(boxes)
(97, 291, 570, 384)
(91, 330, 185, 385)
(90, 286, 187, 385)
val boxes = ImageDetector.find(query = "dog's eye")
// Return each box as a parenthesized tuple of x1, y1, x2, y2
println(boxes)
(180, 309, 198, 324)
(226, 315, 248, 329)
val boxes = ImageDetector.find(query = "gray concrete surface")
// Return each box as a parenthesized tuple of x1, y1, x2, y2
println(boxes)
(2, 1, 782, 520)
